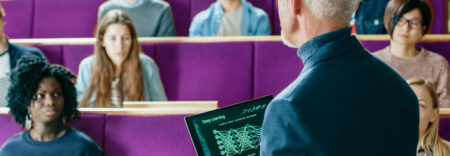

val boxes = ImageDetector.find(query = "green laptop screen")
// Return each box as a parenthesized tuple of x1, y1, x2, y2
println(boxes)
(185, 95, 273, 156)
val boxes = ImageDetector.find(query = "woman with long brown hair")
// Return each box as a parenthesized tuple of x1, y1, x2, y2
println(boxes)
(76, 9, 167, 107)
(408, 78, 450, 156)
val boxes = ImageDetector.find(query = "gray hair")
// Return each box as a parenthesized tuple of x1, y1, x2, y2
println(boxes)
(305, 0, 358, 23)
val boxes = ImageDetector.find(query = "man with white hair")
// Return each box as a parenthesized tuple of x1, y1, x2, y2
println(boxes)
(260, 0, 419, 155)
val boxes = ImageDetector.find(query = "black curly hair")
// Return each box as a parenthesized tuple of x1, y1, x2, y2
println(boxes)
(7, 54, 80, 128)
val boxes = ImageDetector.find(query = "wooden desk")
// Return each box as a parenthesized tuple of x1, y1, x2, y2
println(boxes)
(0, 101, 218, 115)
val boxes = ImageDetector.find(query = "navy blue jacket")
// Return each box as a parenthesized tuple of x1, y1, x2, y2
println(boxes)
(260, 28, 419, 155)
(8, 41, 44, 70)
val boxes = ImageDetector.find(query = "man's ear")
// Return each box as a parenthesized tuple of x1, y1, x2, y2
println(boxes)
(291, 0, 302, 16)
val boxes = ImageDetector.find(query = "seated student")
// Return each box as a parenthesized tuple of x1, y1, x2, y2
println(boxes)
(189, 0, 271, 36)
(98, 0, 175, 37)
(353, 0, 390, 34)
(0, 4, 44, 107)
(0, 55, 104, 155)
(374, 0, 450, 107)
(77, 10, 167, 108)
(407, 78, 450, 156)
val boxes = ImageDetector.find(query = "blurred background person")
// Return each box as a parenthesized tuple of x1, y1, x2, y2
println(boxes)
(189, 0, 271, 36)
(0, 4, 44, 107)
(352, 0, 390, 34)
(98, 0, 175, 37)
(374, 0, 450, 108)
(0, 55, 104, 155)
(408, 78, 450, 156)
(77, 10, 167, 108)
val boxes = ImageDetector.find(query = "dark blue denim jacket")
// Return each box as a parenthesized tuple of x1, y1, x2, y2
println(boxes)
(355, 0, 390, 34)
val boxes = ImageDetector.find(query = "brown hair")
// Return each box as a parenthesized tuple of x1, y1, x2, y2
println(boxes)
(384, 0, 432, 37)
(407, 78, 450, 156)
(79, 10, 145, 107)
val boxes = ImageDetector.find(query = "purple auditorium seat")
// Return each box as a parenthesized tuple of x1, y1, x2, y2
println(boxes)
(428, 0, 446, 34)
(360, 40, 390, 52)
(139, 43, 157, 59)
(165, 0, 191, 36)
(417, 42, 450, 63)
(35, 45, 63, 65)
(155, 42, 253, 107)
(68, 113, 106, 148)
(63, 45, 95, 74)
(0, 114, 23, 145)
(439, 117, 450, 141)
(104, 114, 196, 156)
(1, 0, 33, 38)
(33, 0, 105, 38)
(273, 7, 281, 35)
(253, 41, 301, 98)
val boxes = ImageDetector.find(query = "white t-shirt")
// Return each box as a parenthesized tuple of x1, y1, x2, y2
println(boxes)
(111, 78, 120, 108)
(0, 52, 10, 107)
(216, 6, 242, 36)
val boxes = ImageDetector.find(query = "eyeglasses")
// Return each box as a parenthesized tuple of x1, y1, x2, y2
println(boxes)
(393, 16, 423, 29)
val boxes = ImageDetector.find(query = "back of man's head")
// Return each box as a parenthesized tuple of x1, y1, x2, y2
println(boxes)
(305, 0, 358, 24)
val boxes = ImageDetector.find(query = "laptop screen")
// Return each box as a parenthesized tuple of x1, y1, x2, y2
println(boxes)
(185, 95, 273, 156)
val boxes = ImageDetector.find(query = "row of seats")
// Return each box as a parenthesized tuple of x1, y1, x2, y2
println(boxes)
(1, 112, 449, 156)
(2, 0, 447, 38)
(13, 37, 450, 107)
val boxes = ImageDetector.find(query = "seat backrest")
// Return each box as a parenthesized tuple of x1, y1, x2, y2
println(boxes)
(33, 0, 105, 38)
(155, 42, 254, 107)
(104, 114, 196, 156)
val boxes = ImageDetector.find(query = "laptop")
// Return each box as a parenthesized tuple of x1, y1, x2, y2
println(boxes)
(185, 95, 273, 156)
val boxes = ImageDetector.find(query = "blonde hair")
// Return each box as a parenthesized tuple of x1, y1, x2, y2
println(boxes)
(79, 10, 145, 107)
(407, 78, 450, 156)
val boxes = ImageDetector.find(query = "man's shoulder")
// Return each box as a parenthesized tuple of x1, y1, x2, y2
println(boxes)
(1, 132, 26, 150)
(192, 3, 216, 23)
(65, 128, 104, 154)
(146, 0, 170, 9)
(9, 43, 43, 57)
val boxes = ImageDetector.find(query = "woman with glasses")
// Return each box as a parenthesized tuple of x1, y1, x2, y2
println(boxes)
(0, 55, 104, 155)
(374, 0, 450, 108)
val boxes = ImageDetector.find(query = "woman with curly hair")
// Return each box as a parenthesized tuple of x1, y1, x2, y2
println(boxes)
(0, 55, 104, 155)
(77, 9, 167, 107)
(408, 78, 450, 156)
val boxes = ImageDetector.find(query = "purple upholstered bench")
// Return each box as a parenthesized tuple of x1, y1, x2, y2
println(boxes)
(104, 114, 195, 156)
(32, 0, 105, 38)
(1, 0, 33, 38)
(155, 42, 253, 107)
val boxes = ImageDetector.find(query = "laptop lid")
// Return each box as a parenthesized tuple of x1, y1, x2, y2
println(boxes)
(185, 95, 273, 156)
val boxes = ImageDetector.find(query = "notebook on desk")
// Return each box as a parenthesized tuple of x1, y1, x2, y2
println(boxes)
(185, 95, 273, 156)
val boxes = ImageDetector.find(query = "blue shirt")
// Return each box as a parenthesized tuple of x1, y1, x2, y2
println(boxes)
(0, 127, 104, 156)
(260, 28, 419, 155)
(189, 0, 271, 36)
(76, 53, 167, 106)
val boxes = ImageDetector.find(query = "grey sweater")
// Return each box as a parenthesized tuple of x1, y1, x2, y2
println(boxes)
(98, 0, 175, 37)
(374, 46, 450, 108)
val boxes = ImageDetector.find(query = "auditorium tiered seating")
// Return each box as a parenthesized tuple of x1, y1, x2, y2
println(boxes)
(1, 0, 448, 38)
(1, 108, 450, 156)
(9, 35, 450, 106)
